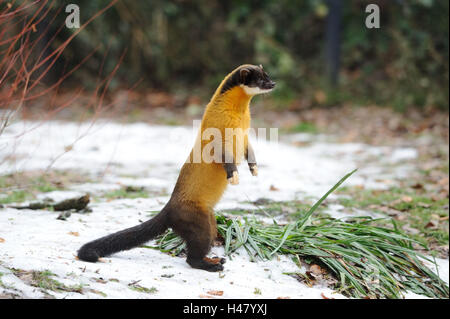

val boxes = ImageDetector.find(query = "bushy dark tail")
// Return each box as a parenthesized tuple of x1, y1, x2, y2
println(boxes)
(77, 209, 169, 262)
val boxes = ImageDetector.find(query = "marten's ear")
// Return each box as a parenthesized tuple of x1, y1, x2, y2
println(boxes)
(239, 68, 250, 83)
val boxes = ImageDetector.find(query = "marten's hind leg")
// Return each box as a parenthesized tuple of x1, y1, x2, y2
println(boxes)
(171, 210, 224, 272)
(186, 236, 224, 272)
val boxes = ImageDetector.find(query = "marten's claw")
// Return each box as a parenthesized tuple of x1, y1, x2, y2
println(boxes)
(228, 171, 239, 185)
(250, 165, 258, 176)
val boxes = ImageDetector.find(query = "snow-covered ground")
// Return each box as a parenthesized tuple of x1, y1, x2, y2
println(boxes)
(0, 120, 448, 298)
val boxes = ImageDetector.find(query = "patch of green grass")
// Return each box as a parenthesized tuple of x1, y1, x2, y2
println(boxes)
(0, 190, 29, 204)
(0, 173, 62, 193)
(336, 186, 449, 247)
(129, 285, 158, 294)
(31, 270, 83, 293)
(0, 171, 71, 204)
(103, 186, 150, 200)
(288, 122, 318, 134)
(32, 270, 64, 291)
(88, 289, 107, 297)
(442, 164, 449, 175)
(34, 177, 60, 193)
(337, 186, 406, 207)
(12, 269, 83, 294)
(162, 118, 182, 126)
(154, 170, 449, 299)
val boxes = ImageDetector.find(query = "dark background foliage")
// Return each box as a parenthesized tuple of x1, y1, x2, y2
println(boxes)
(16, 0, 450, 110)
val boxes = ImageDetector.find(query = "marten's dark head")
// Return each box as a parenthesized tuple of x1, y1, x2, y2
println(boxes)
(220, 64, 276, 96)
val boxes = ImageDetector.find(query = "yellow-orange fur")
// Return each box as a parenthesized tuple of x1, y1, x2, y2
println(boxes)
(176, 66, 254, 213)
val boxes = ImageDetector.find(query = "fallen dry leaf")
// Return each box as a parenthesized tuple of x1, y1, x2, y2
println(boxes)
(68, 231, 79, 237)
(321, 293, 334, 299)
(431, 213, 441, 220)
(401, 196, 413, 203)
(199, 294, 214, 298)
(269, 185, 279, 191)
(394, 214, 407, 221)
(291, 141, 311, 147)
(411, 183, 424, 190)
(424, 221, 438, 229)
(93, 277, 108, 284)
(309, 264, 324, 276)
(207, 290, 224, 296)
(431, 193, 447, 201)
(438, 177, 449, 186)
(0, 237, 5, 243)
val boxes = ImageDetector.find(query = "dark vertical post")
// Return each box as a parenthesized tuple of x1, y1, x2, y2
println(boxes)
(325, 0, 342, 86)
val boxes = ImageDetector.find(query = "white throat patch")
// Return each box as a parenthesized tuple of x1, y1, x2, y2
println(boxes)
(240, 85, 273, 96)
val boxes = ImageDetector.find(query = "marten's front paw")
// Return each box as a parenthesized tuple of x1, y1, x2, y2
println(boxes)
(228, 171, 239, 185)
(250, 165, 258, 176)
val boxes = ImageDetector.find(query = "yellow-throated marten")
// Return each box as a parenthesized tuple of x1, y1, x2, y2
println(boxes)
(77, 64, 276, 271)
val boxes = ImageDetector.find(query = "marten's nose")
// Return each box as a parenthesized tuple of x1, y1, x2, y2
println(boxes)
(267, 81, 276, 89)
